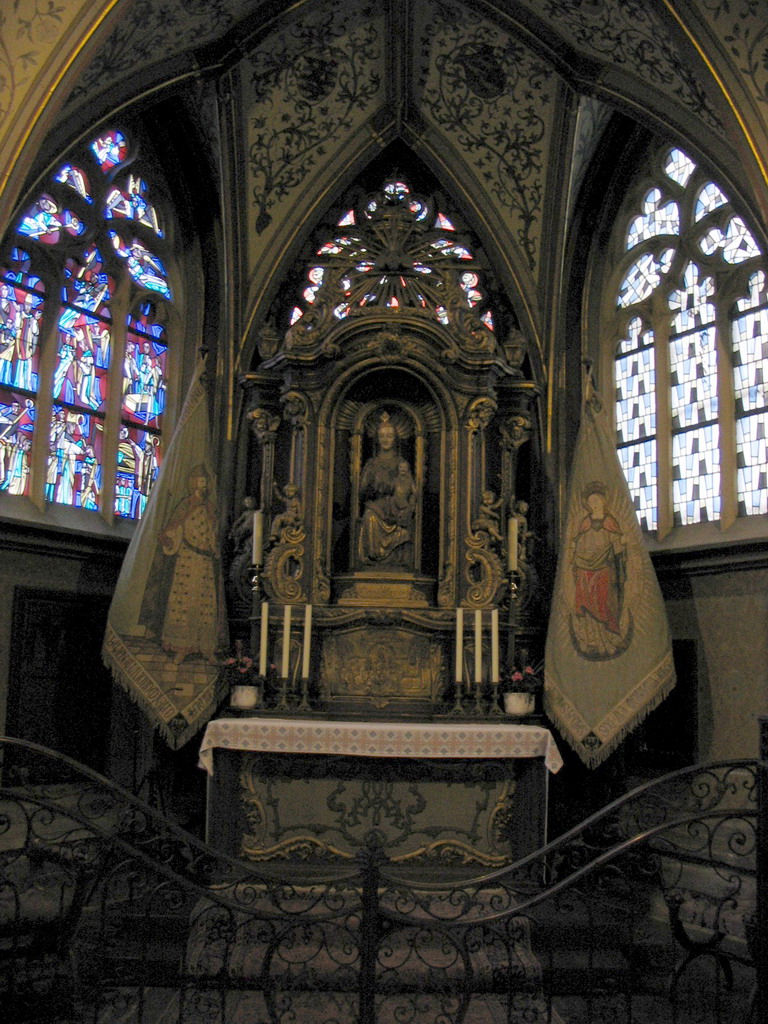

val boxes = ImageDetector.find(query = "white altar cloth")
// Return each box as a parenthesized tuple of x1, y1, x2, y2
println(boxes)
(198, 717, 563, 775)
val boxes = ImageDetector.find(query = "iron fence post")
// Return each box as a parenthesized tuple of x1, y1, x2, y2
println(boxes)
(358, 831, 384, 1024)
(757, 717, 768, 1023)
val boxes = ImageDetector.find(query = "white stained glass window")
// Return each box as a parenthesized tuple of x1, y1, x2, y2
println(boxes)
(611, 146, 765, 535)
(626, 189, 679, 249)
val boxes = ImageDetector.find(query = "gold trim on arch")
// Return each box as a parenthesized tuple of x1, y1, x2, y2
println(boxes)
(661, 0, 768, 190)
(0, 0, 123, 208)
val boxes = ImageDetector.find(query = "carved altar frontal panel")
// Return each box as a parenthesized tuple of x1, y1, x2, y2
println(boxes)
(334, 571, 433, 608)
(319, 627, 442, 706)
(238, 753, 517, 868)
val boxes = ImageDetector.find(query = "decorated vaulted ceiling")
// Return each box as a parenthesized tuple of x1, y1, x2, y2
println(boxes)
(2, 0, 768, 381)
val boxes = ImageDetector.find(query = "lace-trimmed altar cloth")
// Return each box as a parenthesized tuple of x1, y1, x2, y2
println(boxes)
(198, 717, 563, 775)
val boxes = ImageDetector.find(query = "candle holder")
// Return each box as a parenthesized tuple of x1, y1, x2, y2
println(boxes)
(277, 676, 291, 710)
(506, 569, 519, 667)
(297, 675, 311, 712)
(448, 675, 466, 715)
(488, 678, 504, 716)
(250, 562, 263, 598)
(469, 675, 485, 716)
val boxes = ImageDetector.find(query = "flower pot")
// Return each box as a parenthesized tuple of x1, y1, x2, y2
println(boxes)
(503, 691, 535, 716)
(230, 684, 260, 709)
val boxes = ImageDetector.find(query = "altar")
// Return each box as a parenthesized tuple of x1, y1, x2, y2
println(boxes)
(200, 717, 562, 873)
(202, 179, 560, 878)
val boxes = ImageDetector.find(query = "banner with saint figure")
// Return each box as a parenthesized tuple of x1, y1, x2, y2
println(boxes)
(102, 362, 228, 749)
(544, 383, 675, 767)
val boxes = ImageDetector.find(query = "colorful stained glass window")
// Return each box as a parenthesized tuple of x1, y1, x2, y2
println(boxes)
(115, 425, 161, 520)
(47, 406, 104, 509)
(55, 165, 92, 203)
(116, 301, 166, 517)
(291, 176, 496, 334)
(123, 304, 167, 429)
(1, 127, 175, 519)
(91, 131, 127, 171)
(105, 175, 163, 237)
(109, 233, 172, 298)
(612, 144, 766, 534)
(0, 394, 35, 496)
(0, 251, 45, 406)
(0, 251, 42, 489)
(18, 195, 64, 243)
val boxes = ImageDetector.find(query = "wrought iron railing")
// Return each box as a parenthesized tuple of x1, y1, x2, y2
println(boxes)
(0, 736, 759, 1024)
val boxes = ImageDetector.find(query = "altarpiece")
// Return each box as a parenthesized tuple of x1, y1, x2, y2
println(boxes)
(235, 178, 541, 713)
(216, 178, 551, 869)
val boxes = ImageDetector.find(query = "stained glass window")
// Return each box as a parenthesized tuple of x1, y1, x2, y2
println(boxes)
(733, 271, 768, 515)
(626, 189, 679, 249)
(0, 128, 175, 518)
(611, 146, 766, 536)
(289, 176, 496, 334)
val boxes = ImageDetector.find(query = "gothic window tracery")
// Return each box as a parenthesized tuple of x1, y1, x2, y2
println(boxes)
(609, 146, 768, 536)
(0, 128, 176, 520)
(288, 176, 496, 333)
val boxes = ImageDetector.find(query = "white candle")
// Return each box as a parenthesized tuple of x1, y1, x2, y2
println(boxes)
(302, 604, 312, 678)
(259, 601, 269, 676)
(491, 608, 499, 683)
(507, 516, 518, 572)
(474, 609, 482, 684)
(455, 607, 463, 684)
(252, 509, 264, 564)
(281, 604, 291, 678)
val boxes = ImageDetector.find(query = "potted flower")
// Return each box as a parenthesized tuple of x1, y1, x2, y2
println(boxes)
(223, 641, 260, 710)
(501, 663, 541, 716)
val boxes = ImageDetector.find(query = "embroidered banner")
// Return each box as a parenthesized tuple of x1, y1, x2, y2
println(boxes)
(544, 384, 675, 767)
(103, 362, 228, 749)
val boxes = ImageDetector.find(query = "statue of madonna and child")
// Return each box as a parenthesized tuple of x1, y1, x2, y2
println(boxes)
(356, 410, 419, 570)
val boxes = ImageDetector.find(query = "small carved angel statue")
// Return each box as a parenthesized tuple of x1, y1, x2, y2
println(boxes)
(514, 499, 534, 568)
(472, 489, 503, 543)
(228, 496, 256, 601)
(270, 481, 303, 542)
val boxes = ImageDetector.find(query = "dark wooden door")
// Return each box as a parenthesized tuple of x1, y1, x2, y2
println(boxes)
(6, 586, 112, 776)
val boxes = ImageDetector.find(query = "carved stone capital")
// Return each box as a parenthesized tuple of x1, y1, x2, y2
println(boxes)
(463, 396, 497, 433)
(500, 413, 532, 450)
(502, 328, 527, 373)
(248, 406, 280, 444)
(257, 323, 281, 360)
(281, 389, 312, 427)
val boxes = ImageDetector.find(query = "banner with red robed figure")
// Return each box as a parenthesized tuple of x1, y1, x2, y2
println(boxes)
(544, 383, 675, 767)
